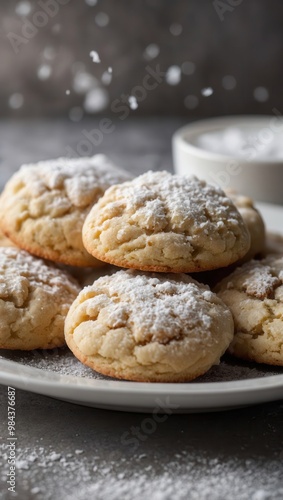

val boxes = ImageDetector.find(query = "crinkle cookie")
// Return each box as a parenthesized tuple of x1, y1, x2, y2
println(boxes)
(0, 155, 131, 267)
(264, 232, 283, 257)
(0, 247, 80, 350)
(65, 270, 234, 382)
(0, 227, 16, 248)
(216, 255, 283, 366)
(82, 171, 250, 273)
(225, 189, 265, 261)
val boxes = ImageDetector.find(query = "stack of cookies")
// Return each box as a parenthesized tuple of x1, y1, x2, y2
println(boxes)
(0, 155, 131, 350)
(0, 157, 282, 382)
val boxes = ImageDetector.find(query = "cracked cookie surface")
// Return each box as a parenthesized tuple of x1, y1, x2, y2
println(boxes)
(225, 189, 265, 262)
(0, 155, 131, 267)
(83, 171, 250, 273)
(216, 255, 283, 366)
(0, 247, 80, 350)
(65, 270, 234, 382)
(0, 227, 16, 248)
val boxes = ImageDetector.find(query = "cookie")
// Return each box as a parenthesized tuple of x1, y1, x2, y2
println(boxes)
(0, 247, 80, 350)
(216, 255, 283, 366)
(0, 155, 131, 267)
(65, 270, 234, 382)
(263, 232, 283, 256)
(83, 171, 250, 273)
(225, 189, 265, 261)
(0, 227, 16, 248)
(194, 193, 266, 288)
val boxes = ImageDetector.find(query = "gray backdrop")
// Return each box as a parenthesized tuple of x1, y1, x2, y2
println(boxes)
(1, 0, 283, 118)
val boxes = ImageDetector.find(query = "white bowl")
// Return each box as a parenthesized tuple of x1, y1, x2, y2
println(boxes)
(172, 116, 283, 204)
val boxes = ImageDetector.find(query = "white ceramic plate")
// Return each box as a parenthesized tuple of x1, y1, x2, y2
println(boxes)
(0, 203, 283, 413)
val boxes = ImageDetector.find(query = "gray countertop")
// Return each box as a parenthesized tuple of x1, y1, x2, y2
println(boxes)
(0, 118, 283, 500)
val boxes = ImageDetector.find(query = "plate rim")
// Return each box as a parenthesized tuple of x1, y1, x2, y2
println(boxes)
(1, 356, 283, 397)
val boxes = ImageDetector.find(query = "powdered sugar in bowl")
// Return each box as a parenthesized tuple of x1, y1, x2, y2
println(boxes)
(172, 115, 283, 204)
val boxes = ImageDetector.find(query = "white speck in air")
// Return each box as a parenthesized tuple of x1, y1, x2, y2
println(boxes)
(95, 12, 109, 27)
(37, 64, 52, 80)
(169, 23, 183, 36)
(128, 96, 138, 110)
(84, 88, 109, 113)
(73, 72, 98, 94)
(9, 93, 24, 110)
(101, 71, 112, 85)
(254, 86, 269, 103)
(90, 50, 101, 63)
(201, 87, 214, 97)
(166, 66, 181, 86)
(143, 44, 160, 61)
(15, 1, 31, 16)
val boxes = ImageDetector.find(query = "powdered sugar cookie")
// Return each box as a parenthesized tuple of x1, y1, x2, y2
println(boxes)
(65, 270, 234, 382)
(216, 255, 283, 366)
(0, 155, 131, 267)
(0, 227, 16, 248)
(194, 193, 266, 288)
(0, 247, 80, 350)
(225, 189, 265, 261)
(263, 232, 283, 256)
(82, 171, 250, 273)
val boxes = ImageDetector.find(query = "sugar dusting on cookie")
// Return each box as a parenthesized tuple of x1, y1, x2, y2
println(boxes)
(0, 247, 80, 350)
(121, 171, 243, 233)
(224, 259, 283, 300)
(216, 254, 283, 366)
(0, 155, 132, 267)
(243, 264, 281, 299)
(64, 269, 234, 381)
(19, 155, 131, 208)
(70, 270, 231, 347)
(0, 247, 80, 301)
(83, 170, 251, 273)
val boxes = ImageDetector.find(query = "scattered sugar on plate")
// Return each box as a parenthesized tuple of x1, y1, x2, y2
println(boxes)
(0, 349, 281, 384)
